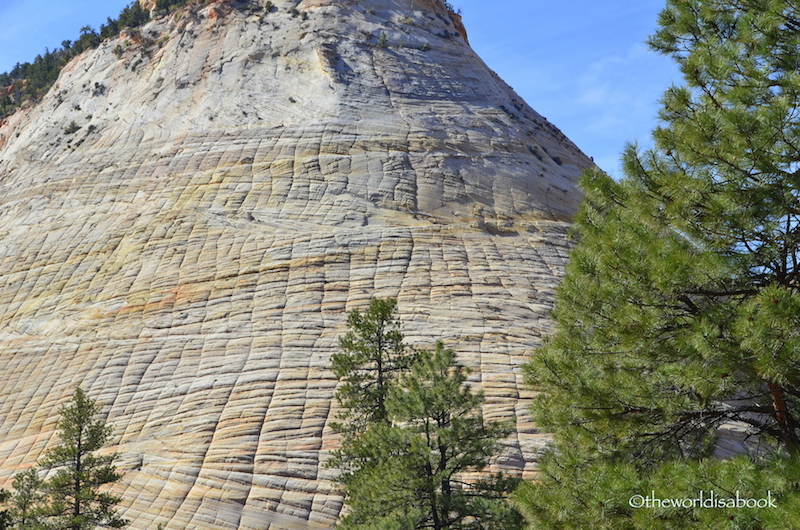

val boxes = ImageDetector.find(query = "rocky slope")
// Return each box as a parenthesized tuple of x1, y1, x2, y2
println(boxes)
(0, 0, 591, 528)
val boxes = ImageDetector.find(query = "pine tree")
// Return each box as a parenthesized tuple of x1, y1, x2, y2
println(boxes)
(332, 336, 523, 529)
(330, 298, 415, 431)
(379, 342, 522, 530)
(0, 489, 10, 530)
(6, 468, 49, 530)
(517, 0, 800, 528)
(40, 388, 128, 530)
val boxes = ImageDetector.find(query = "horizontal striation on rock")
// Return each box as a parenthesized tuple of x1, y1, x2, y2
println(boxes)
(0, 0, 591, 528)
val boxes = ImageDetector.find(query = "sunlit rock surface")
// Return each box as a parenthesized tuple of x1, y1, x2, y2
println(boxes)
(0, 0, 591, 528)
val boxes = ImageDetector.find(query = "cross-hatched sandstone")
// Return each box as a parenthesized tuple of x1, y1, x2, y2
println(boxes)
(0, 0, 592, 528)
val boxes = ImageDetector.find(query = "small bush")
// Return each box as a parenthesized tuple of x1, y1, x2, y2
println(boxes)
(420, 42, 431, 51)
(378, 32, 388, 48)
(64, 121, 81, 134)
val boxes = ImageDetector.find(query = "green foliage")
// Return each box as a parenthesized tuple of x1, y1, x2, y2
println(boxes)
(6, 468, 49, 530)
(100, 18, 120, 40)
(331, 297, 415, 431)
(64, 121, 81, 134)
(330, 300, 522, 530)
(288, 6, 308, 21)
(116, 2, 151, 30)
(519, 0, 800, 527)
(514, 449, 800, 530)
(154, 0, 192, 13)
(0, 489, 10, 530)
(377, 32, 389, 48)
(0, 389, 126, 530)
(40, 388, 127, 530)
(156, 0, 259, 14)
(0, 388, 128, 530)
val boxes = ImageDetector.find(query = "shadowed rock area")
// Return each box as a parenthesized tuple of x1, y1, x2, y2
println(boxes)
(0, 0, 592, 528)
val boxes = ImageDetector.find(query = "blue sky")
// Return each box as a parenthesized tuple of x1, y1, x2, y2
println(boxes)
(0, 0, 681, 176)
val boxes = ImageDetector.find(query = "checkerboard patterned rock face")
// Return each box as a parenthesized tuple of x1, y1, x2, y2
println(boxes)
(0, 1, 590, 528)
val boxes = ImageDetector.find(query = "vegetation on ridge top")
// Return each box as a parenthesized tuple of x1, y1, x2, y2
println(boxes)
(0, 1, 150, 120)
(1, 0, 462, 122)
(0, 0, 262, 121)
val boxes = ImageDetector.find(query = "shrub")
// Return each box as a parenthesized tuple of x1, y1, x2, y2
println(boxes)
(64, 121, 81, 134)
